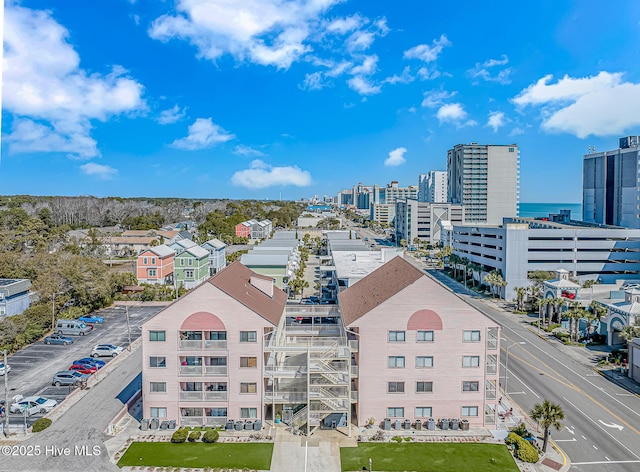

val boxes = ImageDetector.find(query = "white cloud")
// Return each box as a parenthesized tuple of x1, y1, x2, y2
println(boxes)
(509, 127, 525, 137)
(347, 76, 381, 95)
(346, 30, 375, 52)
(467, 55, 512, 84)
(436, 103, 477, 127)
(384, 147, 407, 167)
(301, 71, 328, 90)
(171, 118, 235, 150)
(149, 0, 343, 69)
(384, 66, 414, 85)
(231, 159, 312, 188)
(3, 5, 146, 158)
(487, 111, 506, 132)
(80, 162, 118, 179)
(403, 34, 451, 62)
(513, 71, 640, 137)
(350, 54, 378, 75)
(417, 67, 441, 81)
(325, 15, 366, 35)
(158, 104, 187, 124)
(422, 89, 457, 108)
(233, 145, 266, 157)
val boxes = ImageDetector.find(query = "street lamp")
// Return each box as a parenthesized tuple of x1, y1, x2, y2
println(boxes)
(501, 340, 526, 396)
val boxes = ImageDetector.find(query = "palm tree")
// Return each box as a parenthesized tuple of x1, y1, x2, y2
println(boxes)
(552, 297, 567, 324)
(565, 301, 586, 342)
(534, 298, 548, 329)
(461, 257, 470, 287)
(619, 321, 640, 345)
(530, 399, 566, 453)
(514, 287, 527, 311)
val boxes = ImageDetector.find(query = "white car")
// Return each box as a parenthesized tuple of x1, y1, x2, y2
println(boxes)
(91, 344, 124, 358)
(0, 363, 10, 376)
(9, 395, 58, 415)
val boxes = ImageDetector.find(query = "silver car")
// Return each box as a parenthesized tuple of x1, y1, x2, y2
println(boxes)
(91, 344, 124, 358)
(52, 370, 89, 387)
(0, 363, 10, 376)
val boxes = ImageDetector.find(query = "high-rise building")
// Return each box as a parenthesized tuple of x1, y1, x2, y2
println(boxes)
(418, 171, 447, 203)
(583, 136, 640, 228)
(447, 143, 519, 224)
(395, 199, 465, 245)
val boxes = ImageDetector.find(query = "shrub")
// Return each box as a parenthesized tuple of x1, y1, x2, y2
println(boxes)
(202, 430, 220, 443)
(188, 431, 201, 442)
(516, 441, 539, 463)
(505, 432, 520, 446)
(31, 418, 52, 432)
(370, 430, 386, 441)
(171, 428, 188, 443)
(403, 437, 412, 441)
(510, 423, 528, 438)
(391, 435, 403, 443)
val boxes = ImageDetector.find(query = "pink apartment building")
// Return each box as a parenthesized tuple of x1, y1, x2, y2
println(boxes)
(339, 257, 500, 430)
(235, 222, 252, 238)
(136, 244, 175, 285)
(142, 262, 286, 426)
(141, 257, 500, 435)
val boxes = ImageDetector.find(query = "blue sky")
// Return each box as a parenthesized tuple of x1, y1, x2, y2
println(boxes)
(2, 0, 640, 202)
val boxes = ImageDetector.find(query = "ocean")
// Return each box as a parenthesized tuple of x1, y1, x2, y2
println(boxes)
(518, 203, 582, 219)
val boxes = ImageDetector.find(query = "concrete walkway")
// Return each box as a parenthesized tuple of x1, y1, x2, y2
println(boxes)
(271, 427, 353, 472)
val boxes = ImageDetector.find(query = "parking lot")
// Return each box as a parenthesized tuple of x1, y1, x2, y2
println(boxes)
(2, 304, 166, 429)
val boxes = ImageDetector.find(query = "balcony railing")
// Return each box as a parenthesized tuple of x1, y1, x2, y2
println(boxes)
(179, 340, 203, 350)
(204, 391, 228, 401)
(350, 365, 359, 377)
(179, 340, 227, 350)
(180, 417, 227, 427)
(349, 340, 359, 352)
(204, 340, 227, 350)
(180, 391, 203, 401)
(350, 391, 358, 402)
(204, 366, 228, 376)
(179, 365, 203, 376)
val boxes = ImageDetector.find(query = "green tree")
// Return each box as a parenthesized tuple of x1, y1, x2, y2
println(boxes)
(530, 399, 566, 453)
(514, 287, 527, 311)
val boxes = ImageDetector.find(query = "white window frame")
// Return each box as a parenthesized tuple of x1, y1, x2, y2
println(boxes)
(462, 356, 480, 368)
(416, 356, 434, 368)
(462, 381, 479, 392)
(150, 382, 166, 393)
(149, 356, 166, 368)
(416, 381, 433, 393)
(150, 407, 167, 418)
(387, 381, 405, 393)
(417, 330, 434, 342)
(388, 331, 406, 342)
(240, 407, 258, 419)
(240, 331, 257, 343)
(387, 407, 404, 418)
(149, 330, 166, 342)
(462, 406, 479, 417)
(388, 356, 405, 368)
(463, 330, 481, 342)
(240, 382, 257, 394)
(415, 407, 432, 418)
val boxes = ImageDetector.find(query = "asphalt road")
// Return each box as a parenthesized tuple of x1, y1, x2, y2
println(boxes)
(2, 305, 165, 430)
(424, 266, 640, 472)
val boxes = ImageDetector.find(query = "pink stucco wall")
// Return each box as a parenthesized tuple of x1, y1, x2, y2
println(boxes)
(348, 276, 500, 428)
(142, 282, 272, 423)
(137, 250, 174, 283)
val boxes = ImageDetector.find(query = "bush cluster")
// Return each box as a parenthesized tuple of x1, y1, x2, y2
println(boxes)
(202, 429, 220, 443)
(506, 432, 539, 463)
(188, 431, 202, 442)
(31, 418, 52, 433)
(171, 428, 188, 443)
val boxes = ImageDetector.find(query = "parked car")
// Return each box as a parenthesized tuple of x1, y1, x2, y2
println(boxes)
(91, 344, 124, 358)
(0, 363, 10, 376)
(301, 299, 318, 305)
(55, 319, 92, 336)
(79, 315, 105, 324)
(52, 371, 89, 387)
(69, 364, 97, 375)
(73, 357, 105, 369)
(44, 334, 74, 345)
(10, 395, 58, 415)
(309, 296, 320, 303)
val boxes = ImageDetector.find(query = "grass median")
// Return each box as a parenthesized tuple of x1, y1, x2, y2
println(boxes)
(340, 442, 518, 472)
(117, 442, 274, 469)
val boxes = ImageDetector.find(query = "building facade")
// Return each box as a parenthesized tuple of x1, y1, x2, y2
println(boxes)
(395, 199, 465, 245)
(174, 246, 210, 289)
(0, 279, 31, 318)
(418, 171, 447, 203)
(136, 245, 175, 285)
(583, 136, 640, 228)
(201, 239, 227, 276)
(447, 143, 519, 224)
(369, 203, 396, 226)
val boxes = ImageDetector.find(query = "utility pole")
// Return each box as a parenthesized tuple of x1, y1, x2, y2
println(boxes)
(4, 350, 9, 436)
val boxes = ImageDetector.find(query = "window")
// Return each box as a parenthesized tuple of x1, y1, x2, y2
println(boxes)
(416, 381, 433, 393)
(143, 257, 148, 264)
(463, 330, 481, 342)
(150, 382, 166, 393)
(417, 330, 434, 342)
(240, 383, 257, 393)
(240, 357, 257, 368)
(240, 331, 257, 343)
(185, 270, 194, 278)
(208, 331, 227, 340)
(180, 258, 184, 266)
(462, 356, 480, 368)
(149, 356, 166, 368)
(415, 407, 432, 418)
(188, 259, 193, 266)
(508, 147, 515, 152)
(416, 356, 434, 368)
(462, 406, 479, 417)
(151, 257, 156, 264)
(388, 331, 406, 342)
(387, 382, 405, 393)
(211, 408, 227, 417)
(149, 330, 166, 342)
(241, 408, 258, 419)
(388, 356, 405, 368)
(150, 407, 167, 418)
(148, 269, 157, 277)
(463, 381, 479, 392)
(387, 407, 404, 418)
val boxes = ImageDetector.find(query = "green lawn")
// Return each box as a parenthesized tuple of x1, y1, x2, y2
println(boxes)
(117, 442, 274, 470)
(340, 443, 518, 472)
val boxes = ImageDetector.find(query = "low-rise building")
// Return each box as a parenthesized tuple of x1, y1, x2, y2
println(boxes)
(136, 245, 175, 285)
(174, 246, 210, 289)
(201, 239, 227, 276)
(0, 279, 31, 318)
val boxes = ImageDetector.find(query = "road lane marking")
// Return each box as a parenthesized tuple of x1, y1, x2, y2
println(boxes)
(593, 445, 598, 450)
(572, 460, 640, 465)
(565, 426, 575, 435)
(598, 420, 624, 431)
(605, 457, 610, 461)
(554, 438, 577, 442)
(563, 397, 640, 460)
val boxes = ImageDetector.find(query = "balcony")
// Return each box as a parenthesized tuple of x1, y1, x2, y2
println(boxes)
(350, 365, 359, 377)
(180, 391, 204, 401)
(180, 417, 227, 427)
(179, 365, 203, 376)
(204, 366, 228, 376)
(204, 391, 228, 401)
(179, 339, 227, 350)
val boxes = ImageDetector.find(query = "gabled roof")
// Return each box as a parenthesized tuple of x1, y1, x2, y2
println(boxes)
(170, 239, 197, 250)
(545, 279, 580, 289)
(181, 246, 209, 259)
(202, 238, 226, 250)
(338, 256, 424, 326)
(208, 261, 286, 325)
(140, 244, 175, 258)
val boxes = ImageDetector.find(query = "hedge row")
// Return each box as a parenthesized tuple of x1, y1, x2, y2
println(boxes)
(171, 428, 219, 443)
(506, 432, 539, 463)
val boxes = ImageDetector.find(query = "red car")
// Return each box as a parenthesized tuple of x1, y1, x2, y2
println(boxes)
(69, 364, 96, 375)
